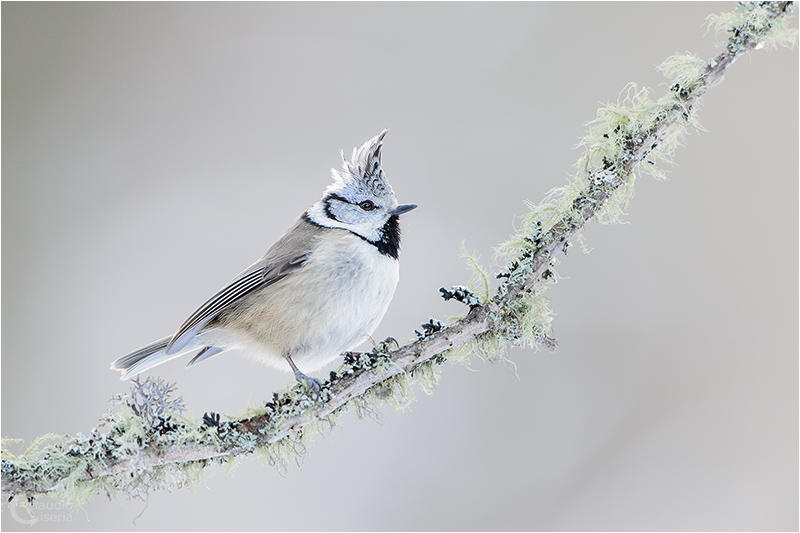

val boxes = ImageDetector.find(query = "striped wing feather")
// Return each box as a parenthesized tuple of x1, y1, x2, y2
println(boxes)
(165, 217, 318, 354)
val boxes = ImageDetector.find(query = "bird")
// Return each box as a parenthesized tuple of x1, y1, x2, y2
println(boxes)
(110, 129, 416, 392)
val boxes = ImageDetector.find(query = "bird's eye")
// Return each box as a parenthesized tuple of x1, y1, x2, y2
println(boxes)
(359, 200, 375, 211)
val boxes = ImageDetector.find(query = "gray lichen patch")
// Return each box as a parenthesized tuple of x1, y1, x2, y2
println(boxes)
(1, 377, 208, 505)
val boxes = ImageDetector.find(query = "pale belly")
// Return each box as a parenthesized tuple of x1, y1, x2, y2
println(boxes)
(214, 232, 399, 372)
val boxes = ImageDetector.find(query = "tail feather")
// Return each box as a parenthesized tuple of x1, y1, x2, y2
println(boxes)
(187, 345, 227, 366)
(111, 336, 187, 380)
(111, 335, 226, 380)
(111, 336, 171, 371)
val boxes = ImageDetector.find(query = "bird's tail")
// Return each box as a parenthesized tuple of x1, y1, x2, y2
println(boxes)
(111, 334, 229, 380)
(110, 336, 184, 380)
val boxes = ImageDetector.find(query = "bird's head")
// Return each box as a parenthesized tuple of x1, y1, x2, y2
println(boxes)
(306, 129, 417, 245)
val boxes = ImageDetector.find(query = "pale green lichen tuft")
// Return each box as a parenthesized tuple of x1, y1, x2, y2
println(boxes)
(443, 341, 472, 363)
(409, 359, 443, 395)
(707, 2, 798, 51)
(472, 332, 510, 364)
(367, 370, 413, 410)
(504, 291, 556, 351)
(763, 17, 799, 48)
(658, 53, 708, 91)
(461, 245, 492, 303)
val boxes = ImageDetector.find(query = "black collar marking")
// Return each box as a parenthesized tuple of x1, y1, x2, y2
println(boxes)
(302, 212, 401, 259)
(375, 215, 401, 259)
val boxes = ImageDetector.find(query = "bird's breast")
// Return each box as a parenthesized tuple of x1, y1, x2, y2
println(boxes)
(305, 231, 400, 321)
(223, 230, 400, 370)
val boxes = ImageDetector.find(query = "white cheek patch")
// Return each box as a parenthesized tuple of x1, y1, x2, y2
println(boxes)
(306, 201, 384, 242)
(306, 202, 339, 228)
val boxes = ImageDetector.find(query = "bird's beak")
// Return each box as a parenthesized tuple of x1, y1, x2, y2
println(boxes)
(392, 204, 418, 216)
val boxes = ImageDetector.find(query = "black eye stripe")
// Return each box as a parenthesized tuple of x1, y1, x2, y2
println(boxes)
(325, 192, 351, 205)
(323, 200, 339, 222)
(324, 193, 379, 212)
(323, 193, 351, 222)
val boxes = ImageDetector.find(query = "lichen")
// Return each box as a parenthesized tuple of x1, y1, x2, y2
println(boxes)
(439, 285, 483, 309)
(367, 370, 413, 410)
(707, 2, 798, 52)
(461, 245, 492, 302)
(488, 3, 798, 356)
(1, 377, 212, 506)
(504, 291, 556, 350)
(658, 53, 708, 92)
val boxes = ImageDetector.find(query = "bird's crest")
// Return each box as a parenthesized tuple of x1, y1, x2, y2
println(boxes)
(331, 129, 393, 198)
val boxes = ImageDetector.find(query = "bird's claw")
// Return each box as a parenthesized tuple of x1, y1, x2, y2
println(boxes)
(382, 336, 400, 351)
(371, 337, 400, 355)
(295, 371, 322, 396)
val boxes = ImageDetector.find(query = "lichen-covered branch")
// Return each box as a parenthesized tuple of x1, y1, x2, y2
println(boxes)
(2, 1, 796, 505)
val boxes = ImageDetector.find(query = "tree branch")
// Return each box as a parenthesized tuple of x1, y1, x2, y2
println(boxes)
(2, 1, 796, 504)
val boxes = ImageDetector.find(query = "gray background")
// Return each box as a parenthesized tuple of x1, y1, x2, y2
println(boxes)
(2, 2, 797, 531)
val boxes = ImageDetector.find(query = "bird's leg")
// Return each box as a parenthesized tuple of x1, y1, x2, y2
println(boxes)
(284, 353, 321, 395)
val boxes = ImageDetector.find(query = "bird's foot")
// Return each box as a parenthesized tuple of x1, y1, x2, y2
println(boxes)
(371, 336, 400, 355)
(381, 336, 400, 351)
(293, 370, 322, 396)
(385, 337, 400, 350)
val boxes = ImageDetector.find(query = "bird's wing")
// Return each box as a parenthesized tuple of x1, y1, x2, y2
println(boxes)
(165, 216, 319, 354)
